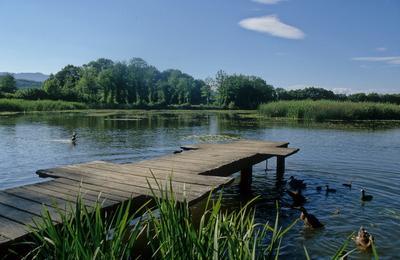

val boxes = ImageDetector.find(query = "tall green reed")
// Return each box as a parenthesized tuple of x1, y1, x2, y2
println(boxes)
(145, 177, 297, 260)
(259, 100, 400, 121)
(24, 194, 147, 259)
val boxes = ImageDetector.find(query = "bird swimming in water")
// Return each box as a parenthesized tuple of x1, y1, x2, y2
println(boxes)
(361, 189, 373, 201)
(316, 186, 322, 191)
(71, 131, 77, 144)
(325, 185, 336, 193)
(354, 226, 374, 250)
(342, 181, 352, 188)
(173, 150, 183, 154)
(299, 207, 324, 228)
(287, 189, 306, 206)
(288, 176, 306, 189)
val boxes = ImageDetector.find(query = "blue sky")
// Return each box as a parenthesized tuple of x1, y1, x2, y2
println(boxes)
(0, 0, 399, 93)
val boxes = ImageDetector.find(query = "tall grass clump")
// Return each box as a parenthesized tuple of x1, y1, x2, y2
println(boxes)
(259, 100, 400, 121)
(146, 179, 297, 259)
(0, 98, 87, 112)
(24, 196, 147, 259)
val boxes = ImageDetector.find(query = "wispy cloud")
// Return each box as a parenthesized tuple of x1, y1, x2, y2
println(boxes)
(252, 0, 283, 4)
(352, 56, 400, 65)
(376, 47, 387, 52)
(239, 15, 305, 40)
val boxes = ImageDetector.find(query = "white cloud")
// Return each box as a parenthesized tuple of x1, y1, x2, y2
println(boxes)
(252, 0, 283, 4)
(376, 47, 387, 52)
(239, 15, 305, 40)
(352, 56, 400, 65)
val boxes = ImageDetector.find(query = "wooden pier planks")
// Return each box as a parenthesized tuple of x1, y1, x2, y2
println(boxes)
(0, 139, 299, 247)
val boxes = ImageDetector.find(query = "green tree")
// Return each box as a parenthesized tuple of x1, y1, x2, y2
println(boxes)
(0, 74, 17, 93)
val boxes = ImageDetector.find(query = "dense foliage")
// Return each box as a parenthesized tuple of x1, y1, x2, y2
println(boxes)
(0, 73, 17, 93)
(1, 58, 399, 109)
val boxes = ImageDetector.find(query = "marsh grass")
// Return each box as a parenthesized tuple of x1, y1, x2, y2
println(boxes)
(146, 177, 298, 260)
(0, 98, 87, 112)
(23, 196, 147, 259)
(259, 100, 400, 121)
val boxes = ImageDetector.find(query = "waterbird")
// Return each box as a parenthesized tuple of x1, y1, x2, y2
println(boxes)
(299, 207, 324, 228)
(325, 185, 336, 193)
(342, 181, 352, 188)
(316, 186, 322, 191)
(361, 189, 373, 201)
(173, 150, 183, 154)
(288, 176, 306, 189)
(71, 131, 77, 144)
(354, 226, 374, 250)
(287, 189, 306, 206)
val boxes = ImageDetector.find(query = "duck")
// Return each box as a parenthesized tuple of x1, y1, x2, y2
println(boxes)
(316, 186, 322, 191)
(299, 207, 324, 228)
(173, 150, 183, 154)
(288, 176, 306, 189)
(325, 185, 336, 193)
(287, 189, 306, 206)
(71, 131, 77, 144)
(361, 189, 373, 201)
(354, 226, 374, 249)
(342, 181, 352, 188)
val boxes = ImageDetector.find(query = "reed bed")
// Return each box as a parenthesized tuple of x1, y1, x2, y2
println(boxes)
(0, 98, 87, 112)
(259, 100, 400, 121)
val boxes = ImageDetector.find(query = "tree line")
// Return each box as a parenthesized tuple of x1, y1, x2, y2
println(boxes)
(1, 57, 399, 109)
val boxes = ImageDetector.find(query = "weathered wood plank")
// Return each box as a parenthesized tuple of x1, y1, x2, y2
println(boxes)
(0, 203, 41, 228)
(5, 187, 69, 211)
(33, 180, 120, 205)
(37, 168, 205, 203)
(0, 216, 28, 241)
(0, 192, 61, 223)
(75, 161, 234, 187)
(52, 178, 136, 200)
(20, 185, 116, 208)
(39, 166, 212, 196)
(51, 179, 127, 203)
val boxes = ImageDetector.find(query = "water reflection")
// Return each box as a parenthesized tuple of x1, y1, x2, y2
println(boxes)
(0, 110, 399, 259)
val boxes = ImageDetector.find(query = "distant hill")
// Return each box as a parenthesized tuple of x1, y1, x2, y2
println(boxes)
(15, 79, 42, 89)
(0, 72, 49, 82)
(0, 72, 48, 89)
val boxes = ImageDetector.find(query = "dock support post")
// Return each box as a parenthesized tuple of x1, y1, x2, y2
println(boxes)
(240, 166, 252, 190)
(276, 156, 285, 180)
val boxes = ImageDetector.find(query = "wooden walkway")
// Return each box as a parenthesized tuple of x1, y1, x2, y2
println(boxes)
(0, 139, 298, 248)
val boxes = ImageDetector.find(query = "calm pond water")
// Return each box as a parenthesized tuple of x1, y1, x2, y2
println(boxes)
(1, 110, 399, 259)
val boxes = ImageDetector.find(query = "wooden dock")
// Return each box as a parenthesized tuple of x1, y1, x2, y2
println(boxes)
(0, 139, 298, 249)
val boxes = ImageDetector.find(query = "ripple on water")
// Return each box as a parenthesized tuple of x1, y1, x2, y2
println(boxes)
(0, 112, 399, 258)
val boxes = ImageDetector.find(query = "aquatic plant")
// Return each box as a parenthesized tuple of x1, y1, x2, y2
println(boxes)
(146, 177, 297, 259)
(24, 195, 147, 259)
(0, 98, 87, 112)
(259, 100, 400, 121)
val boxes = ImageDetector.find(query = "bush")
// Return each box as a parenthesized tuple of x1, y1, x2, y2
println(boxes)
(13, 88, 49, 100)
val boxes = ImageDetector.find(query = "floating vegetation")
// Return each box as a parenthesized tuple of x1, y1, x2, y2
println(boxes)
(183, 134, 241, 142)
